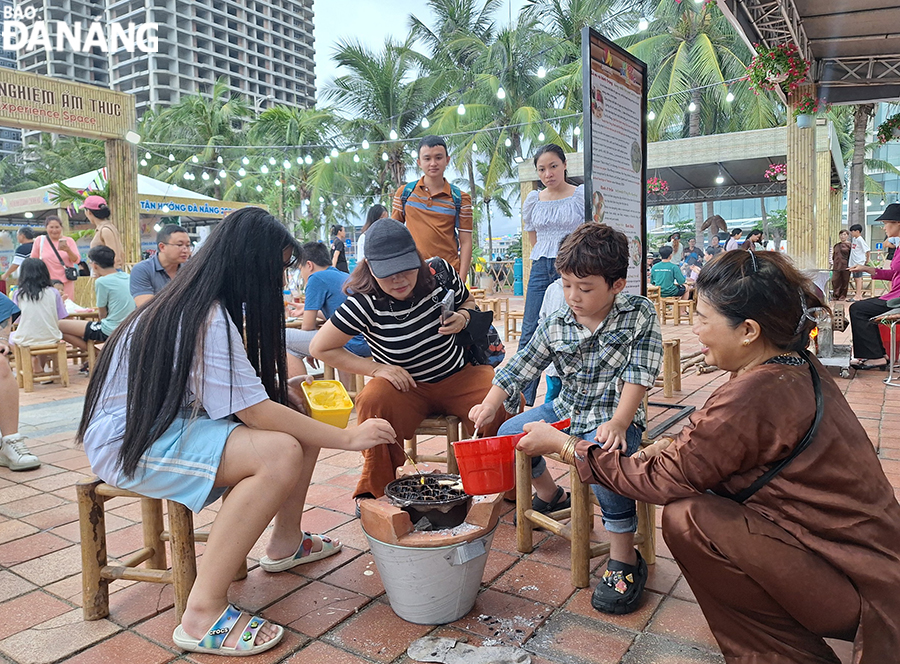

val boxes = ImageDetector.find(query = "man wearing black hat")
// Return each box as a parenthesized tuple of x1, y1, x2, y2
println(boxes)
(847, 204, 900, 369)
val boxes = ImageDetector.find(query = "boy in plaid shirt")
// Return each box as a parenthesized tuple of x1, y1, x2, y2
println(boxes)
(470, 223, 662, 615)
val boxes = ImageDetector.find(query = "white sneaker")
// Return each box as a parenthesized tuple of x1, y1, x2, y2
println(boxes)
(0, 434, 41, 471)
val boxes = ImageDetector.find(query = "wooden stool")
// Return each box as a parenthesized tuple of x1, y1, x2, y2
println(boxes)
(67, 340, 99, 375)
(12, 341, 69, 392)
(660, 298, 694, 325)
(76, 478, 248, 622)
(515, 445, 656, 588)
(506, 311, 524, 341)
(405, 415, 461, 474)
(659, 338, 681, 398)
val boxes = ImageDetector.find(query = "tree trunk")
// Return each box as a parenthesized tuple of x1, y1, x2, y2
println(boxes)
(705, 200, 715, 243)
(690, 89, 704, 241)
(486, 198, 493, 260)
(848, 104, 874, 234)
(467, 155, 478, 244)
(760, 197, 768, 240)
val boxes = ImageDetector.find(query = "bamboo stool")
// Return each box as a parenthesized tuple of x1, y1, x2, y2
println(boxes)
(515, 444, 657, 588)
(76, 477, 248, 622)
(405, 415, 461, 474)
(659, 338, 682, 398)
(660, 298, 694, 325)
(67, 340, 99, 375)
(506, 311, 525, 341)
(12, 341, 69, 391)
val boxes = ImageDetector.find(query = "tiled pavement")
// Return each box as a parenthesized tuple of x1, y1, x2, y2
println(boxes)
(1, 302, 893, 664)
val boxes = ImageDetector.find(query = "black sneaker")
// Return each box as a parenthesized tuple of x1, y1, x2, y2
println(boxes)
(591, 549, 648, 615)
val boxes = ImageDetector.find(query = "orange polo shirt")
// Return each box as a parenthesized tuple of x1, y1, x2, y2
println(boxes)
(391, 177, 472, 271)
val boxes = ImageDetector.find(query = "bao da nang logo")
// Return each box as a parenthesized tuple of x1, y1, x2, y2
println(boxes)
(2, 6, 158, 53)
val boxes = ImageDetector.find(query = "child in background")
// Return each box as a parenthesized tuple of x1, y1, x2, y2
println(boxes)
(51, 280, 91, 315)
(538, 278, 564, 403)
(651, 245, 691, 299)
(9, 259, 68, 373)
(470, 223, 663, 615)
(848, 223, 870, 301)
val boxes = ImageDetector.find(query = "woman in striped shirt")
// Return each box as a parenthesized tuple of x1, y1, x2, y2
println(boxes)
(310, 219, 509, 504)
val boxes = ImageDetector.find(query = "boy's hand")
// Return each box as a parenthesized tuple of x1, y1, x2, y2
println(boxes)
(468, 402, 498, 433)
(595, 420, 629, 453)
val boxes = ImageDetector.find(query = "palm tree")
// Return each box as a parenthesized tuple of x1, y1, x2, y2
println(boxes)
(621, 0, 781, 240)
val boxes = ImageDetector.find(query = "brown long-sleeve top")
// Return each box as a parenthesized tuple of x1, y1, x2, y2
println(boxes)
(577, 358, 900, 662)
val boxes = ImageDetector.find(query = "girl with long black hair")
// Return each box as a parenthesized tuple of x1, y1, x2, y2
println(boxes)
(77, 207, 394, 656)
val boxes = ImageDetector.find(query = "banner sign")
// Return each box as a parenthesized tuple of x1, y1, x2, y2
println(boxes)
(581, 27, 648, 295)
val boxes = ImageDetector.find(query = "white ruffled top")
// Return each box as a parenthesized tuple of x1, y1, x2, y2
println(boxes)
(522, 184, 585, 260)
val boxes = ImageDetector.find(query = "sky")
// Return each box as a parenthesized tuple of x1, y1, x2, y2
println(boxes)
(312, 0, 531, 238)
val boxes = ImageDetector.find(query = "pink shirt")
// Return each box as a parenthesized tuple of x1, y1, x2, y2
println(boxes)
(30, 236, 79, 300)
(872, 248, 900, 302)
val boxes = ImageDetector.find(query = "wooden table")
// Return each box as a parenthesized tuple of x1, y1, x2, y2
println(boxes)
(69, 309, 100, 321)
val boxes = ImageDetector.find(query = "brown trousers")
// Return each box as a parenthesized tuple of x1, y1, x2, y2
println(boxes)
(832, 269, 850, 300)
(663, 495, 860, 664)
(353, 364, 508, 498)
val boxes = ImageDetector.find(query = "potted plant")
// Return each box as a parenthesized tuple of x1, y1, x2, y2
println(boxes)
(647, 177, 669, 195)
(876, 113, 900, 144)
(764, 163, 787, 182)
(745, 42, 810, 94)
(792, 94, 820, 128)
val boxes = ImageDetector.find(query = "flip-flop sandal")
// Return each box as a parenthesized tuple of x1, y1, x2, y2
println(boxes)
(850, 359, 887, 371)
(259, 531, 342, 572)
(172, 604, 283, 656)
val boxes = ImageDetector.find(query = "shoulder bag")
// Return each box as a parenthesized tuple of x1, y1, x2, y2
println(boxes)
(45, 236, 79, 281)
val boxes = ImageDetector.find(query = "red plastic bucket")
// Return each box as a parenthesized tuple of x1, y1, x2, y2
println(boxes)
(453, 419, 571, 496)
(453, 434, 522, 495)
(879, 323, 900, 360)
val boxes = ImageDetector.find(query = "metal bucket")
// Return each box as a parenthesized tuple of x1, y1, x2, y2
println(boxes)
(364, 525, 496, 624)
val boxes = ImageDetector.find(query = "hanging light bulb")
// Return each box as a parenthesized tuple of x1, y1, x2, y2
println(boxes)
(275, 180, 282, 187)
(688, 101, 697, 112)
(573, 126, 580, 135)
(715, 173, 724, 184)
(638, 17, 649, 31)
(241, 156, 249, 165)
(854, 198, 859, 204)
(866, 199, 872, 206)
(256, 185, 263, 192)
(214, 178, 220, 185)
(168, 153, 175, 161)
(881, 198, 886, 206)
(201, 172, 210, 180)
(538, 131, 545, 141)
(183, 172, 191, 180)
(648, 110, 656, 120)
(389, 129, 398, 140)
(497, 87, 506, 100)
(421, 118, 430, 128)
(268, 157, 276, 165)
(382, 152, 389, 161)
(457, 103, 466, 115)
(353, 154, 360, 162)
(289, 184, 296, 191)
(235, 181, 242, 188)
(191, 155, 199, 163)
(238, 167, 246, 176)
(260, 164, 269, 174)
(218, 170, 226, 178)
(504, 137, 512, 147)
(162, 204, 172, 212)
(537, 66, 546, 78)
(140, 159, 147, 166)
(331, 200, 338, 206)
(472, 142, 479, 152)
(318, 196, 325, 203)
(346, 202, 352, 209)
(217, 156, 223, 164)
(305, 155, 313, 164)
(324, 156, 331, 163)
(283, 159, 291, 169)
(361, 140, 369, 150)
(725, 91, 735, 103)
(330, 148, 339, 158)
(167, 167, 173, 173)
(153, 223, 162, 232)
(144, 152, 151, 159)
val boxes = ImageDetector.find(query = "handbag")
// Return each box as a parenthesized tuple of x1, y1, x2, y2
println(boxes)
(45, 236, 78, 281)
(427, 257, 506, 367)
(713, 349, 823, 503)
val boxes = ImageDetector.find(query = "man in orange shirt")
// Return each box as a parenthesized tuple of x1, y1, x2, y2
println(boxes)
(391, 135, 473, 279)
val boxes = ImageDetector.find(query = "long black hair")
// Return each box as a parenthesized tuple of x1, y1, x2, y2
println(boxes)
(362, 205, 387, 233)
(532, 143, 578, 186)
(16, 258, 53, 301)
(76, 207, 301, 478)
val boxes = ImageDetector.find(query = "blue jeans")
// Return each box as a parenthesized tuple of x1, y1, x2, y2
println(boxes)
(498, 402, 641, 534)
(519, 257, 559, 405)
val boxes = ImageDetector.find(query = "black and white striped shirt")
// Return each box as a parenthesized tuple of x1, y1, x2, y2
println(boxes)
(331, 259, 469, 383)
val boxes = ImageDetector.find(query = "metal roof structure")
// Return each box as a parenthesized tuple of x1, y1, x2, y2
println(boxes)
(719, 0, 900, 104)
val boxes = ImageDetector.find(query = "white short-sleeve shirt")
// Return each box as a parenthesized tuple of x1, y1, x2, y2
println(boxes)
(82, 306, 269, 484)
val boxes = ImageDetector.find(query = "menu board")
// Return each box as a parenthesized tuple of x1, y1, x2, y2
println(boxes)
(581, 28, 647, 295)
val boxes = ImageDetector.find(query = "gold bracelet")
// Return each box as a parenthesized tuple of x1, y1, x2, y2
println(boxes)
(560, 434, 580, 465)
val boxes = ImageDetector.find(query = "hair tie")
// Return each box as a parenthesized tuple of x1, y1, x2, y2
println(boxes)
(794, 288, 819, 334)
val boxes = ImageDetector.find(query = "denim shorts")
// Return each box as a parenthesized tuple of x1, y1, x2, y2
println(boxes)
(498, 402, 641, 534)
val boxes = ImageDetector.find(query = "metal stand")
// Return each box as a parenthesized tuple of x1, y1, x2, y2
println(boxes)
(885, 318, 900, 389)
(647, 401, 696, 440)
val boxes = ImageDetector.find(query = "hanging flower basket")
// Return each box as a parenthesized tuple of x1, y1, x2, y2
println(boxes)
(764, 163, 787, 182)
(745, 43, 810, 94)
(876, 113, 900, 144)
(791, 94, 820, 129)
(647, 177, 669, 195)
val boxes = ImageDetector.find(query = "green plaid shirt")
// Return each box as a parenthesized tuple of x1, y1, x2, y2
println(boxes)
(494, 293, 663, 434)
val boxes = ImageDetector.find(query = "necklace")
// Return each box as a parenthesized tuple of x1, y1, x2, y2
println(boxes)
(763, 352, 805, 366)
(386, 298, 413, 321)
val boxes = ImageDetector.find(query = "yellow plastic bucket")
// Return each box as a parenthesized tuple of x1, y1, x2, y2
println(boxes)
(301, 380, 353, 428)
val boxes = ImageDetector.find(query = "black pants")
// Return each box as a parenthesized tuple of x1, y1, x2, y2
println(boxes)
(849, 297, 891, 359)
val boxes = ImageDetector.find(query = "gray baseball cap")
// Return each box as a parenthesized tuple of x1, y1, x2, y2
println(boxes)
(365, 219, 422, 278)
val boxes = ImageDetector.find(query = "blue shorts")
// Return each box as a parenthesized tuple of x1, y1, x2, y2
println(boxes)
(113, 413, 240, 513)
